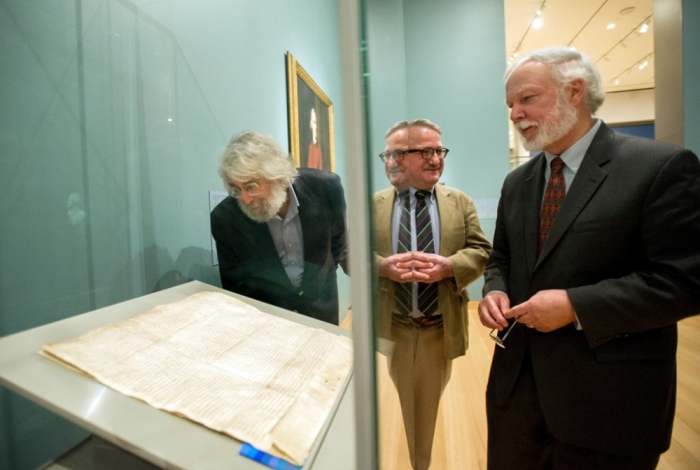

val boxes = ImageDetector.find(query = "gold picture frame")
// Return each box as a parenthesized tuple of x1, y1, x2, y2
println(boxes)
(286, 51, 335, 172)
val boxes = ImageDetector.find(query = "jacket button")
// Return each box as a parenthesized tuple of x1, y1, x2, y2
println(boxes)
(298, 291, 304, 296)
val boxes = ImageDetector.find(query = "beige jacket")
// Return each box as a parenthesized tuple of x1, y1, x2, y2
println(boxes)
(374, 184, 492, 360)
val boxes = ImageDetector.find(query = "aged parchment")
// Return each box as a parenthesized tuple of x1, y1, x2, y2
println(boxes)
(42, 291, 353, 465)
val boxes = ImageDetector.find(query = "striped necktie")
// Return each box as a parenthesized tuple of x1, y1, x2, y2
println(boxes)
(415, 190, 438, 316)
(395, 192, 412, 315)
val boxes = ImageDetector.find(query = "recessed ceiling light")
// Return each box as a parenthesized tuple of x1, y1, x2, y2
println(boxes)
(615, 79, 619, 85)
(607, 23, 616, 30)
(639, 23, 649, 33)
(532, 17, 543, 29)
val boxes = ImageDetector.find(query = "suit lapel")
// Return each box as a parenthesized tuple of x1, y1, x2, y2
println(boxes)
(523, 156, 547, 274)
(374, 188, 395, 255)
(536, 125, 613, 266)
(294, 177, 322, 287)
(434, 185, 457, 255)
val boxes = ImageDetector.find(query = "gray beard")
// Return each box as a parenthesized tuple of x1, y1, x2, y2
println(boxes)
(237, 183, 289, 223)
(521, 99, 578, 152)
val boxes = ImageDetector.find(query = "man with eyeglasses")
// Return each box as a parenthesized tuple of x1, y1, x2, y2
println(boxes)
(479, 47, 700, 469)
(374, 119, 491, 470)
(211, 130, 347, 325)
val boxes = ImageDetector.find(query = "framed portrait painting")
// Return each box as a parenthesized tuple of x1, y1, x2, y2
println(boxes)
(286, 52, 335, 172)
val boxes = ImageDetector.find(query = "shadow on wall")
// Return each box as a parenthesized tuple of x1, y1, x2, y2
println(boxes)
(153, 246, 222, 292)
(108, 245, 221, 304)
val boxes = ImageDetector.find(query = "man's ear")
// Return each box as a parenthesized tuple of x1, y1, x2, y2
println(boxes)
(567, 78, 586, 106)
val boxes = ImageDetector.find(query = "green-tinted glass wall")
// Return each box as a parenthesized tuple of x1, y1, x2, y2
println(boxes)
(0, 1, 348, 467)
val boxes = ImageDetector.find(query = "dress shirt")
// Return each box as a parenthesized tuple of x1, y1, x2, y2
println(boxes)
(542, 119, 602, 197)
(391, 186, 442, 318)
(266, 187, 304, 287)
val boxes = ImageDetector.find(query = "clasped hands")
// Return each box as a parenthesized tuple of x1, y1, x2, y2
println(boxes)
(379, 252, 453, 283)
(478, 289, 577, 333)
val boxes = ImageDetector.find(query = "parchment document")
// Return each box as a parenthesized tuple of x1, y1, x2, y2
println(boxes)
(42, 291, 353, 465)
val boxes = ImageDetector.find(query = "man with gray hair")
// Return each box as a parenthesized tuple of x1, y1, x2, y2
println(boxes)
(211, 130, 347, 324)
(479, 46, 700, 469)
(374, 119, 491, 470)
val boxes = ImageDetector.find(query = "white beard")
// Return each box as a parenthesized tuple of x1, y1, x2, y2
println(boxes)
(518, 96, 578, 152)
(238, 183, 289, 222)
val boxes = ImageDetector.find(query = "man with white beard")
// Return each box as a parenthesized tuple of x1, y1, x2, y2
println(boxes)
(211, 130, 347, 324)
(478, 46, 700, 470)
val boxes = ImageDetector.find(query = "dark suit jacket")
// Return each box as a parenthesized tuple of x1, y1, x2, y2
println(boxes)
(211, 168, 347, 324)
(484, 122, 700, 456)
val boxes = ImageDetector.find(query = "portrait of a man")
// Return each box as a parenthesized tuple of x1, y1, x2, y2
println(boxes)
(286, 52, 335, 172)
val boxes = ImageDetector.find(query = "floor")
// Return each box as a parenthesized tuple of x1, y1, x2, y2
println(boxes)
(367, 303, 700, 470)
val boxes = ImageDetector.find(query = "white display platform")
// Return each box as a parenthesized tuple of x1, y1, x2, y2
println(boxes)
(0, 281, 356, 470)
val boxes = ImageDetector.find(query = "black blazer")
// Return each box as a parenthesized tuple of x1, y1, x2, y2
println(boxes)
(211, 168, 347, 324)
(484, 122, 700, 456)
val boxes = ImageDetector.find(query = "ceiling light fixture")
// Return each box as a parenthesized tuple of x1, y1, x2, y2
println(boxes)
(639, 23, 649, 33)
(607, 23, 615, 30)
(532, 17, 543, 29)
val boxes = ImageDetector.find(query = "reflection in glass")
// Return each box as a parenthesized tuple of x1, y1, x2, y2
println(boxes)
(372, 119, 492, 469)
(363, 1, 510, 468)
(211, 131, 348, 325)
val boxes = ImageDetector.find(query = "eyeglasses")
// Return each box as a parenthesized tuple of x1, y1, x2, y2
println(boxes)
(228, 181, 261, 199)
(489, 321, 518, 349)
(379, 147, 449, 163)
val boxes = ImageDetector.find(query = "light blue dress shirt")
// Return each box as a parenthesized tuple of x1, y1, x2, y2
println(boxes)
(542, 119, 602, 195)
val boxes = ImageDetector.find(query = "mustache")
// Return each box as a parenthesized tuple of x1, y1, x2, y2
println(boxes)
(517, 120, 539, 131)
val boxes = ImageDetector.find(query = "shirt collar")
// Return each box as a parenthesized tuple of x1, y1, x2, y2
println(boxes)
(394, 186, 435, 203)
(544, 119, 602, 173)
(274, 185, 299, 222)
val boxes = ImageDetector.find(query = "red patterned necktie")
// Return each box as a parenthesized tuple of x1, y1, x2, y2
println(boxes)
(538, 157, 566, 256)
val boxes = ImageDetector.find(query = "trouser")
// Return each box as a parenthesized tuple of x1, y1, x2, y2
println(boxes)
(486, 353, 661, 470)
(389, 321, 452, 470)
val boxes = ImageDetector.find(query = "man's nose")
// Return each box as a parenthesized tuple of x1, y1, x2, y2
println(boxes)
(240, 191, 254, 204)
(510, 104, 524, 122)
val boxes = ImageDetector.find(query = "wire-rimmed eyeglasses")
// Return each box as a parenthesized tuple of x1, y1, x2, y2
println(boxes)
(489, 321, 518, 349)
(228, 181, 261, 199)
(379, 147, 449, 163)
